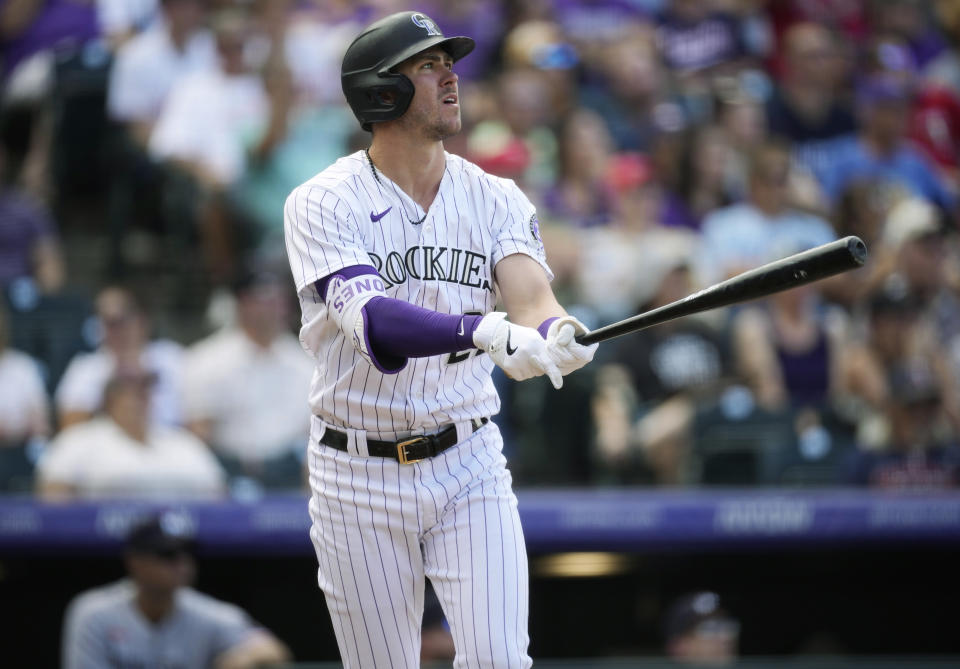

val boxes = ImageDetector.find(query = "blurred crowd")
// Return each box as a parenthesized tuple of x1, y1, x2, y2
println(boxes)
(1, 0, 959, 499)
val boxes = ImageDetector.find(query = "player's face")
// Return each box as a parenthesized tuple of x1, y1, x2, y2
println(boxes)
(396, 48, 461, 140)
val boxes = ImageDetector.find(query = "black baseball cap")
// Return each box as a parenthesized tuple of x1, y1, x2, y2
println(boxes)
(125, 512, 197, 557)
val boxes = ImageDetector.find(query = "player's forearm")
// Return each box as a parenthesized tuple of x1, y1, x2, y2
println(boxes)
(494, 253, 567, 328)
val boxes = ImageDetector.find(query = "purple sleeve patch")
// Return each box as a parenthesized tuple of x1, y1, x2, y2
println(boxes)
(315, 264, 380, 302)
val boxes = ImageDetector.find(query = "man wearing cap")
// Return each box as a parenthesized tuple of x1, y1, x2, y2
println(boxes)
(818, 74, 956, 215)
(62, 513, 290, 669)
(664, 591, 740, 665)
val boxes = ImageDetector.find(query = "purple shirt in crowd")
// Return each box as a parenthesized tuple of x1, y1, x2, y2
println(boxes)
(0, 188, 56, 285)
(1, 0, 99, 78)
(656, 10, 744, 73)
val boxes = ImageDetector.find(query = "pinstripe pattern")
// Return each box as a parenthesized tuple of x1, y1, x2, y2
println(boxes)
(306, 422, 531, 668)
(284, 151, 550, 438)
(288, 150, 543, 667)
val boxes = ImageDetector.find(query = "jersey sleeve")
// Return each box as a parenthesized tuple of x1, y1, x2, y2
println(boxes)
(283, 184, 374, 295)
(489, 179, 553, 281)
(62, 594, 111, 669)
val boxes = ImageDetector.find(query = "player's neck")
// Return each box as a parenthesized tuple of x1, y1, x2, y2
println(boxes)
(135, 589, 175, 624)
(367, 135, 445, 211)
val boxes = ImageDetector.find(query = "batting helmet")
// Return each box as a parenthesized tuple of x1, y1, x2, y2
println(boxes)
(341, 11, 475, 131)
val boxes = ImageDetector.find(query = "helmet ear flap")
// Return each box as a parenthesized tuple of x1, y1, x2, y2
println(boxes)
(357, 72, 415, 131)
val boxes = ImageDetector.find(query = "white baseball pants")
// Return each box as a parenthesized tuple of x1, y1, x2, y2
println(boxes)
(307, 420, 532, 668)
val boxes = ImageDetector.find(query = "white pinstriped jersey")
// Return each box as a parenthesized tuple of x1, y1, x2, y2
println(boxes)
(284, 150, 551, 436)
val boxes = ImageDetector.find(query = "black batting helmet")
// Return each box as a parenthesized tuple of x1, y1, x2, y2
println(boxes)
(341, 11, 475, 131)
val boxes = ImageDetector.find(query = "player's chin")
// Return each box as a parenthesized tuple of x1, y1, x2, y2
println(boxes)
(434, 116, 462, 140)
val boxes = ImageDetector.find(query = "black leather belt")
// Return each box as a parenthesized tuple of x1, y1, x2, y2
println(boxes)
(320, 418, 489, 464)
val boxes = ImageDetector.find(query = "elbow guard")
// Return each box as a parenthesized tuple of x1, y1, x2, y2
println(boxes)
(326, 274, 405, 373)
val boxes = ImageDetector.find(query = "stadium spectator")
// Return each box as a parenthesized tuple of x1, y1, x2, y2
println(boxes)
(0, 302, 49, 492)
(591, 242, 732, 485)
(501, 20, 579, 130)
(664, 591, 740, 665)
(868, 0, 949, 72)
(574, 154, 661, 324)
(465, 67, 558, 192)
(672, 124, 739, 228)
(698, 138, 836, 285)
(62, 512, 290, 668)
(0, 0, 103, 200)
(38, 370, 225, 501)
(148, 8, 295, 280)
(840, 279, 960, 449)
(0, 144, 64, 293)
(766, 22, 857, 179)
(824, 178, 901, 308)
(861, 35, 960, 188)
(580, 23, 666, 152)
(55, 285, 184, 428)
(881, 197, 960, 394)
(844, 362, 960, 489)
(106, 0, 214, 148)
(732, 277, 850, 412)
(149, 9, 266, 191)
(542, 108, 616, 228)
(716, 88, 768, 205)
(227, 4, 356, 267)
(818, 74, 956, 215)
(182, 270, 312, 490)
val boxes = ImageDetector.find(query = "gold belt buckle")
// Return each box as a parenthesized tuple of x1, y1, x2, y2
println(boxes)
(396, 436, 430, 464)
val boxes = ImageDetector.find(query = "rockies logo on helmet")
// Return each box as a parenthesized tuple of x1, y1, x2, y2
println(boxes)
(341, 11, 475, 131)
(411, 13, 441, 36)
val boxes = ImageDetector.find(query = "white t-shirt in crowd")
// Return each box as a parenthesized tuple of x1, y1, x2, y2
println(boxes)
(149, 68, 268, 184)
(0, 349, 48, 441)
(107, 21, 216, 123)
(38, 417, 225, 499)
(55, 340, 185, 426)
(97, 0, 159, 41)
(182, 328, 313, 461)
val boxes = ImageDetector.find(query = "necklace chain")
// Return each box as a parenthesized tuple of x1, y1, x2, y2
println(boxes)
(365, 148, 428, 225)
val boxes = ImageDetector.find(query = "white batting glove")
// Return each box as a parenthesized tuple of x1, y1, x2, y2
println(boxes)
(473, 312, 564, 389)
(545, 316, 598, 375)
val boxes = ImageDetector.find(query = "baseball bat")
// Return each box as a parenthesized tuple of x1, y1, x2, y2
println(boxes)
(575, 235, 868, 346)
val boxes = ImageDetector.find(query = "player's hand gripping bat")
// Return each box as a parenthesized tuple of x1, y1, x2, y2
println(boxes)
(576, 236, 868, 346)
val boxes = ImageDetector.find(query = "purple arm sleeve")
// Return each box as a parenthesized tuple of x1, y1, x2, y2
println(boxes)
(364, 298, 482, 358)
(315, 266, 482, 366)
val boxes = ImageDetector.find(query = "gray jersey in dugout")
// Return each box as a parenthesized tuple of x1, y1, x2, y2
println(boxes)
(62, 579, 257, 669)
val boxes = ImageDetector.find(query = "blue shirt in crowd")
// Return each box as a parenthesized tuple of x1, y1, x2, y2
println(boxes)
(818, 136, 956, 212)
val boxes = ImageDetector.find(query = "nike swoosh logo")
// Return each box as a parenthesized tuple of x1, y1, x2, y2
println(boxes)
(457, 319, 465, 337)
(505, 330, 517, 355)
(370, 207, 392, 222)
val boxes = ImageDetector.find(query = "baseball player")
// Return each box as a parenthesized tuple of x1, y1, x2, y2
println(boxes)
(283, 11, 597, 668)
